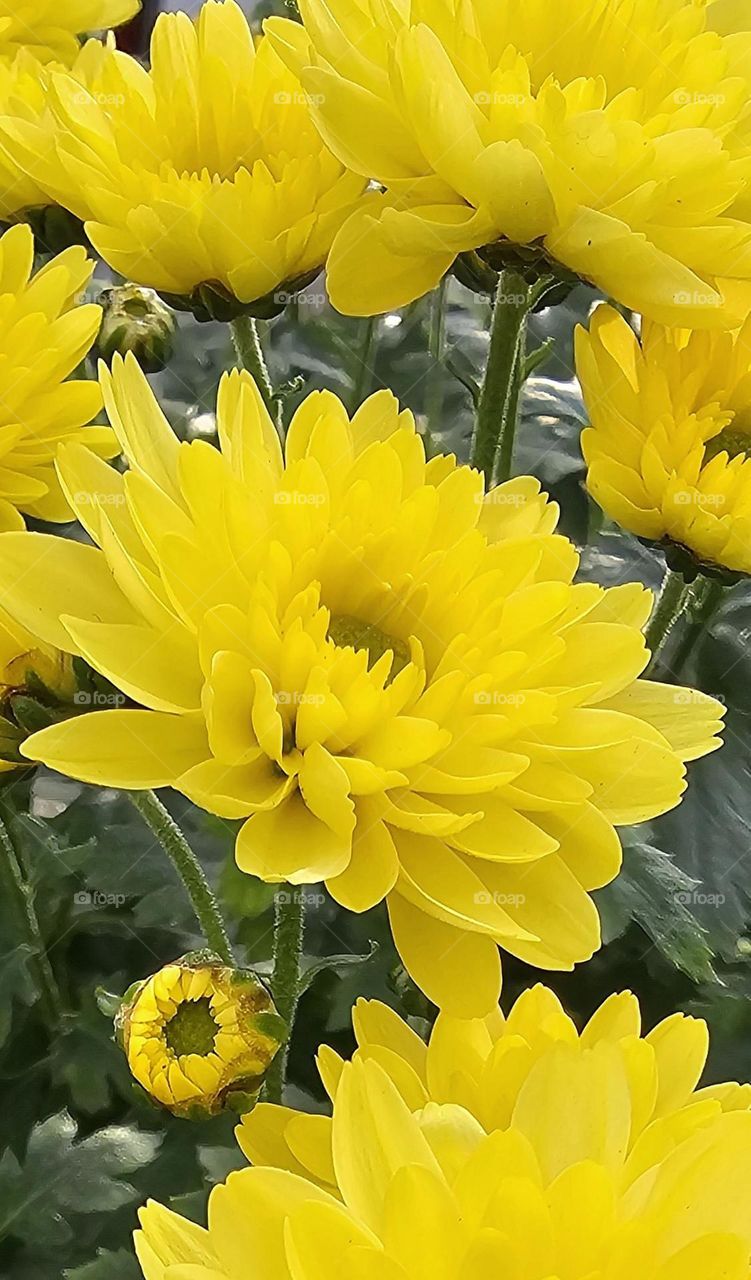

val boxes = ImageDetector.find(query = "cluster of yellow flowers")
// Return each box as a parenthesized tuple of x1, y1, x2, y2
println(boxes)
(0, 0, 749, 1275)
(138, 987, 751, 1280)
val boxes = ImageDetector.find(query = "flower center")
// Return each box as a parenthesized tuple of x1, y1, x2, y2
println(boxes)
(164, 996, 218, 1058)
(328, 613, 411, 678)
(704, 425, 751, 462)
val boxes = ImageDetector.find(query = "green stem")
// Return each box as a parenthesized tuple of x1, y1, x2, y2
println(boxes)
(644, 567, 692, 672)
(352, 316, 378, 411)
(0, 808, 63, 1028)
(129, 791, 233, 965)
(471, 269, 531, 486)
(662, 576, 727, 676)
(231, 316, 275, 411)
(424, 277, 448, 454)
(264, 889, 305, 1104)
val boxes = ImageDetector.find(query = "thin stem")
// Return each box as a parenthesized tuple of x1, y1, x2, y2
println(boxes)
(494, 328, 526, 485)
(0, 808, 63, 1028)
(645, 567, 692, 672)
(471, 269, 531, 486)
(231, 316, 275, 410)
(129, 791, 233, 965)
(424, 276, 448, 454)
(351, 316, 378, 411)
(263, 889, 305, 1104)
(662, 576, 727, 676)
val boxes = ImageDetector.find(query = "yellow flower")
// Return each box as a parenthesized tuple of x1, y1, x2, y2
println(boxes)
(0, 40, 108, 235)
(0, 355, 723, 1014)
(0, 604, 74, 771)
(117, 952, 285, 1117)
(0, 1, 140, 64)
(238, 985, 751, 1188)
(578, 305, 751, 577)
(267, 0, 751, 324)
(1, 1, 366, 320)
(0, 222, 115, 530)
(135, 995, 751, 1280)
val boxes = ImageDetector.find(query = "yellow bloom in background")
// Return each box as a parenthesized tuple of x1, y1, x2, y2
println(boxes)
(0, 40, 108, 239)
(239, 985, 751, 1186)
(268, 0, 751, 323)
(1, 0, 366, 321)
(0, 222, 115, 530)
(0, 356, 723, 1013)
(135, 1005, 751, 1280)
(0, 1, 140, 64)
(0, 603, 74, 771)
(578, 305, 751, 577)
(117, 952, 285, 1118)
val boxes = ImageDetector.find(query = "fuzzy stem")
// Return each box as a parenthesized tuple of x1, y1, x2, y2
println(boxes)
(645, 568, 693, 671)
(129, 791, 233, 965)
(471, 269, 531, 486)
(263, 889, 305, 1104)
(0, 808, 63, 1028)
(231, 316, 275, 410)
(352, 316, 378, 410)
(662, 576, 727, 676)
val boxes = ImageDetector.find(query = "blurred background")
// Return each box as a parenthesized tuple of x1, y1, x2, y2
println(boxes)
(2, 4, 751, 1279)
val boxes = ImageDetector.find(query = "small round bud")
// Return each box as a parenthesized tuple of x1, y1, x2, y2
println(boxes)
(97, 284, 176, 372)
(115, 952, 286, 1118)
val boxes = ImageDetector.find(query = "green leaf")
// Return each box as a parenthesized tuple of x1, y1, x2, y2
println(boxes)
(64, 1249, 141, 1280)
(299, 942, 379, 996)
(595, 842, 716, 983)
(0, 1112, 160, 1255)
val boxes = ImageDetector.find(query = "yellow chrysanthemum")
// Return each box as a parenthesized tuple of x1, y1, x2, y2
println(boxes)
(0, 1, 140, 64)
(135, 995, 751, 1280)
(577, 305, 751, 576)
(0, 1, 366, 320)
(238, 985, 751, 1187)
(267, 0, 751, 324)
(0, 603, 74, 771)
(117, 953, 285, 1118)
(0, 222, 115, 530)
(0, 357, 723, 1011)
(0, 40, 109, 230)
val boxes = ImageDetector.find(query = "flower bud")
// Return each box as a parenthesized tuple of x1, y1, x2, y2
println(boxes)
(97, 284, 176, 372)
(115, 952, 285, 1118)
(0, 610, 77, 771)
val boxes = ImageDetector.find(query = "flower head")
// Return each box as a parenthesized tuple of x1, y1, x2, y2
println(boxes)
(267, 0, 751, 323)
(0, 356, 722, 1014)
(0, 222, 115, 530)
(2, 1, 366, 320)
(239, 985, 751, 1187)
(0, 604, 74, 771)
(97, 283, 176, 373)
(0, 1, 140, 64)
(135, 988, 751, 1280)
(0, 40, 108, 238)
(578, 305, 751, 578)
(117, 952, 285, 1117)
